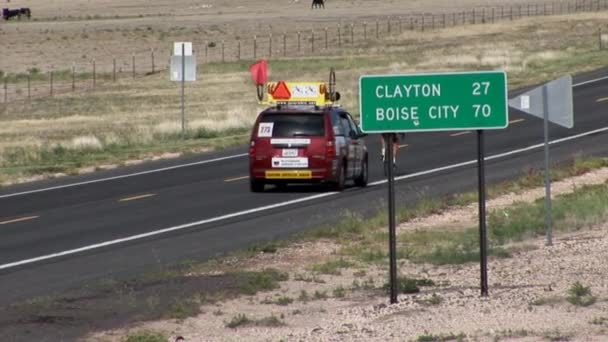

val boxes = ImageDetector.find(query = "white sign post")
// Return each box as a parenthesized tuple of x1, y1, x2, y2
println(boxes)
(170, 42, 196, 139)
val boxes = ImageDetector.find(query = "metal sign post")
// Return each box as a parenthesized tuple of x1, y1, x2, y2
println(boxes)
(542, 84, 553, 246)
(477, 130, 489, 296)
(508, 75, 573, 246)
(181, 44, 186, 139)
(384, 133, 398, 304)
(170, 42, 196, 139)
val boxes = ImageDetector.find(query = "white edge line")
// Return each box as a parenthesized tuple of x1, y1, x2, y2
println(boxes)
(0, 153, 248, 199)
(3, 125, 608, 270)
(1, 73, 607, 199)
(0, 191, 336, 270)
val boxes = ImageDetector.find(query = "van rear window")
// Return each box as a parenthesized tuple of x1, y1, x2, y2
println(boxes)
(259, 113, 325, 137)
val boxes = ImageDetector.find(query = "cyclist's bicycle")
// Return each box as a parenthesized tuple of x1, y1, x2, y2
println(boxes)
(381, 133, 404, 177)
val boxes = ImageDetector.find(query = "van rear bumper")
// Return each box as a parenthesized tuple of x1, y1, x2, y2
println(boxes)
(251, 168, 334, 182)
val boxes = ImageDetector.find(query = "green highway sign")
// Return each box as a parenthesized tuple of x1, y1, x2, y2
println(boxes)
(359, 71, 508, 133)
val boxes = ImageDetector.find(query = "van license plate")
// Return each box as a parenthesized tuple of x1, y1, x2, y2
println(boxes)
(282, 149, 298, 157)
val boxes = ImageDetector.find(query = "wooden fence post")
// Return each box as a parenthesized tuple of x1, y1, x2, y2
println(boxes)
(113, 58, 116, 82)
(268, 35, 271, 58)
(222, 40, 225, 62)
(132, 54, 135, 79)
(3, 78, 6, 103)
(283, 33, 286, 56)
(351, 23, 354, 44)
(422, 14, 425, 31)
(376, 19, 379, 38)
(254, 35, 257, 59)
(151, 50, 155, 74)
(600, 28, 603, 51)
(49, 71, 53, 96)
(27, 74, 31, 100)
(93, 59, 96, 89)
(338, 24, 341, 47)
(388, 16, 391, 34)
(72, 64, 76, 91)
(399, 16, 403, 32)
(237, 39, 241, 60)
(443, 13, 446, 28)
(364, 21, 367, 40)
(311, 29, 314, 52)
(325, 27, 328, 49)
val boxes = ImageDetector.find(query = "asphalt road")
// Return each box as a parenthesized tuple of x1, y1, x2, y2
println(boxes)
(1, 69, 608, 305)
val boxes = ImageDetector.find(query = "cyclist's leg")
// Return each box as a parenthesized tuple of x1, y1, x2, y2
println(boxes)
(392, 135, 399, 165)
(380, 135, 386, 161)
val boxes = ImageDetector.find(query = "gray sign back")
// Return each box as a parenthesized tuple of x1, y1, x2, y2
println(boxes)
(508, 75, 573, 128)
(170, 55, 197, 82)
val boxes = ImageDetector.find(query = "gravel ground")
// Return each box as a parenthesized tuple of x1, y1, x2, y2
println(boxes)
(90, 168, 608, 342)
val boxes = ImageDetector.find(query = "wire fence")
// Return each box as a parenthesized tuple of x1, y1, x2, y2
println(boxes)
(1, 0, 607, 104)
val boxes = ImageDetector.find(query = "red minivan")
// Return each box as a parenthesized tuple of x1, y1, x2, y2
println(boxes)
(249, 104, 368, 192)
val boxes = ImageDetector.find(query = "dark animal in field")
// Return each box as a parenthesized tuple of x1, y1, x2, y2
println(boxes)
(311, 0, 324, 9)
(2, 7, 31, 20)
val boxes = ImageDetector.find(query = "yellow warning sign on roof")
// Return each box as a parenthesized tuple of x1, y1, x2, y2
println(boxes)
(264, 81, 333, 106)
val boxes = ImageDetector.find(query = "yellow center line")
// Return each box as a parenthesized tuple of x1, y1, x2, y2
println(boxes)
(596, 97, 608, 103)
(509, 118, 525, 124)
(224, 175, 249, 182)
(118, 193, 156, 202)
(398, 144, 408, 148)
(450, 131, 472, 137)
(0, 215, 40, 225)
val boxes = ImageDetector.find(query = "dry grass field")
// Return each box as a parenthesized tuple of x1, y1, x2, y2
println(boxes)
(1, 0, 608, 186)
(0, 0, 537, 72)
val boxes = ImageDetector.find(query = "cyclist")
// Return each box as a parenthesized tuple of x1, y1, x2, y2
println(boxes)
(380, 133, 404, 168)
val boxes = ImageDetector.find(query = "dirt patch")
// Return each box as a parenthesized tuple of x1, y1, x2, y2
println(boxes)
(0, 269, 288, 341)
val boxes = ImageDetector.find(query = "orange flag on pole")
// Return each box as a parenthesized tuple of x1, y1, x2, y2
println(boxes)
(250, 60, 268, 85)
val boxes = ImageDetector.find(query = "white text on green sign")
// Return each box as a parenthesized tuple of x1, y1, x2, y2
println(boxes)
(359, 71, 508, 133)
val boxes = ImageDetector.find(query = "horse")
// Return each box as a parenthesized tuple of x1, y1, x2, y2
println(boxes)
(311, 0, 324, 9)
(2, 7, 31, 20)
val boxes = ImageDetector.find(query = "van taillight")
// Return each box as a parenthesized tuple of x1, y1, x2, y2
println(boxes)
(326, 140, 336, 159)
(249, 141, 256, 155)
